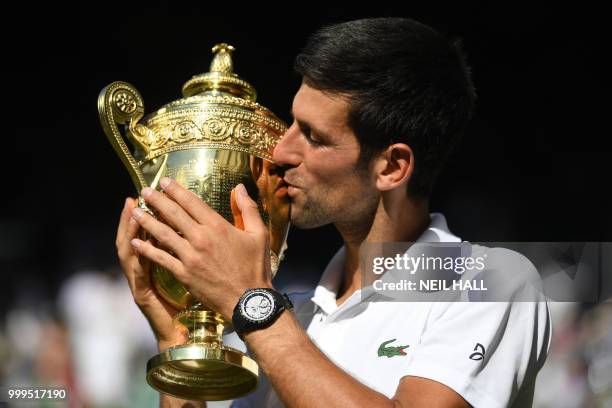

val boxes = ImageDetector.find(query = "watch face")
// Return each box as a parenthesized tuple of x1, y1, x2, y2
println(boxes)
(241, 290, 276, 322)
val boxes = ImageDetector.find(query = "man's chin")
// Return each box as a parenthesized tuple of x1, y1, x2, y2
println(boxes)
(290, 221, 322, 230)
(289, 209, 329, 230)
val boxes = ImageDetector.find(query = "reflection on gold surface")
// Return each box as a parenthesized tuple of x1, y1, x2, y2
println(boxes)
(98, 43, 289, 400)
(250, 158, 290, 265)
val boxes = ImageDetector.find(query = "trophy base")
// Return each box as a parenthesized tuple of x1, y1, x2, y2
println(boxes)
(146, 343, 258, 401)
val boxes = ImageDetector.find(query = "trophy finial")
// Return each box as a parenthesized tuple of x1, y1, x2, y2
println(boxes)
(210, 43, 235, 74)
(182, 42, 256, 101)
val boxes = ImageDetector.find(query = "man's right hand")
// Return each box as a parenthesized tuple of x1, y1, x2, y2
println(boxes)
(116, 197, 188, 351)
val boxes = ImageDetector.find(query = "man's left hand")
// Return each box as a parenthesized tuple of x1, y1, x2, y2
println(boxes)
(129, 176, 273, 320)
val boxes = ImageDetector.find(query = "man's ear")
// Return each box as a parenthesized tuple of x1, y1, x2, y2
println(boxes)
(373, 143, 414, 191)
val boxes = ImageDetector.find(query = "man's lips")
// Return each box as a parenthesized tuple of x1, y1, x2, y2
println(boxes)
(281, 178, 301, 197)
(276, 178, 288, 190)
(286, 185, 300, 197)
(267, 177, 290, 199)
(282, 177, 300, 189)
(274, 178, 289, 198)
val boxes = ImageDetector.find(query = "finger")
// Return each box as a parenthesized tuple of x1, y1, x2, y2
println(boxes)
(127, 216, 142, 241)
(131, 207, 191, 259)
(130, 238, 187, 283)
(234, 184, 267, 236)
(118, 220, 140, 261)
(124, 255, 147, 295)
(159, 177, 224, 226)
(128, 239, 152, 291)
(121, 233, 149, 296)
(132, 241, 152, 287)
(140, 186, 198, 238)
(118, 199, 142, 262)
(230, 188, 245, 230)
(116, 197, 135, 249)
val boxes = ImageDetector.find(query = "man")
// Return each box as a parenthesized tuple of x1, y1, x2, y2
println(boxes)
(116, 18, 550, 407)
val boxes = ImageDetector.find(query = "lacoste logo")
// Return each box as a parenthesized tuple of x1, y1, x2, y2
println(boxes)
(469, 343, 486, 361)
(377, 338, 409, 358)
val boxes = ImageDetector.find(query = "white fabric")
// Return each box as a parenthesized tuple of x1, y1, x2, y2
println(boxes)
(226, 213, 551, 408)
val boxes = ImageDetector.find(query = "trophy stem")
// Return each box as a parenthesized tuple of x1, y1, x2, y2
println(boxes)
(175, 303, 225, 346)
(146, 302, 258, 401)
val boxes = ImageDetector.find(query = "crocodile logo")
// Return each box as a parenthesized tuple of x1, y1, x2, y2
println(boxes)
(377, 338, 409, 358)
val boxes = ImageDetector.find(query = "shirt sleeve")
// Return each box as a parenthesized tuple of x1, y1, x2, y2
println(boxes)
(403, 250, 552, 408)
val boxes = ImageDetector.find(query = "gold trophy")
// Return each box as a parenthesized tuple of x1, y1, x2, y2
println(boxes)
(98, 43, 290, 400)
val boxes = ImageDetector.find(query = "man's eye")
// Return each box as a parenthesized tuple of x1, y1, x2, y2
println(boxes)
(304, 131, 323, 146)
(295, 120, 323, 146)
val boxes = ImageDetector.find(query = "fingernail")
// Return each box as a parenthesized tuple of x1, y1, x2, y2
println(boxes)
(132, 207, 144, 220)
(160, 177, 171, 189)
(130, 238, 141, 248)
(236, 183, 248, 198)
(124, 197, 131, 209)
(141, 187, 154, 198)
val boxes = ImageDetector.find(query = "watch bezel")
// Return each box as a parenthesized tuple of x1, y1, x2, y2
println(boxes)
(239, 288, 278, 324)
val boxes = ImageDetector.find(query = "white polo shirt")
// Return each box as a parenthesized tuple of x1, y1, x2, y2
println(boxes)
(227, 213, 551, 408)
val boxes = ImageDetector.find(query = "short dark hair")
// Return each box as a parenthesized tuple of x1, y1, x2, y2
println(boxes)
(294, 17, 476, 199)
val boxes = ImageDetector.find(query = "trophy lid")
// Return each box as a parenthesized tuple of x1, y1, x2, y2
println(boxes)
(127, 43, 286, 162)
(182, 43, 257, 101)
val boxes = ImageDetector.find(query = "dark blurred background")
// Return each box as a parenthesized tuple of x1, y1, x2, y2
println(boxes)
(2, 2, 608, 312)
(0, 3, 608, 407)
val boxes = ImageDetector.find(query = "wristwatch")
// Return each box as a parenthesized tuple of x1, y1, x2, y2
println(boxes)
(232, 288, 293, 340)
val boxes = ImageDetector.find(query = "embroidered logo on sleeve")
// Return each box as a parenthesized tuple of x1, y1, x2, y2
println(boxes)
(377, 339, 409, 358)
(469, 343, 486, 361)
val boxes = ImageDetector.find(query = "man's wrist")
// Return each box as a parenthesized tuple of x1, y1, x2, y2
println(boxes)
(242, 306, 292, 342)
(232, 287, 292, 340)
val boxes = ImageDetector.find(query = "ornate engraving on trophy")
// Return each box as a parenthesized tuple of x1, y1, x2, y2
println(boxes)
(98, 43, 289, 401)
(113, 90, 138, 114)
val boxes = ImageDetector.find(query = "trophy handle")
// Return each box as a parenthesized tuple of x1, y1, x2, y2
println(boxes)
(98, 81, 148, 190)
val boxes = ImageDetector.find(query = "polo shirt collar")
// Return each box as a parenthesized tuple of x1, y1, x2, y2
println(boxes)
(310, 213, 461, 315)
(311, 246, 347, 315)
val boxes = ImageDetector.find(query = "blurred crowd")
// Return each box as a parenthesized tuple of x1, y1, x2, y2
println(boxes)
(534, 302, 612, 408)
(1, 266, 611, 407)
(0, 270, 159, 407)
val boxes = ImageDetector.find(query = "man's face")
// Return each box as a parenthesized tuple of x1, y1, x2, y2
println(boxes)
(272, 82, 379, 229)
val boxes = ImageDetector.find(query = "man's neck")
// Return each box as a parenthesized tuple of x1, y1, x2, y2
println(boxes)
(334, 194, 430, 306)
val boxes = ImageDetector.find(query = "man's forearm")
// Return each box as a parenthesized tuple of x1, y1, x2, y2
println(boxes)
(243, 310, 397, 408)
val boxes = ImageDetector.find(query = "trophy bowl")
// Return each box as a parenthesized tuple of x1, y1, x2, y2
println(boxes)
(98, 43, 290, 400)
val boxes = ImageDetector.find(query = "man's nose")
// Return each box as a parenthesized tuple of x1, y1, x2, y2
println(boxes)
(272, 121, 302, 167)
